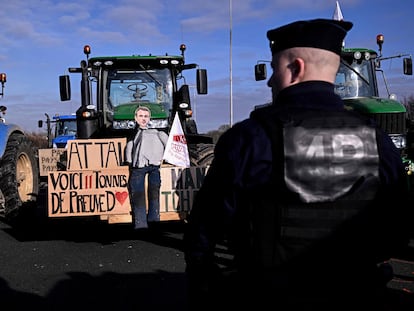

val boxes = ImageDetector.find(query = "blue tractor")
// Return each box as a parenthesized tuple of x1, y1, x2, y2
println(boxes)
(0, 73, 39, 224)
(38, 113, 77, 148)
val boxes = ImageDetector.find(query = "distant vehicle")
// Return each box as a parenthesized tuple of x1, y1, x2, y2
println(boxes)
(38, 113, 77, 148)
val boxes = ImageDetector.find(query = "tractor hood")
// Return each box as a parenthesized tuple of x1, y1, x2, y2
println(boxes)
(113, 103, 169, 120)
(343, 97, 406, 114)
(52, 134, 76, 148)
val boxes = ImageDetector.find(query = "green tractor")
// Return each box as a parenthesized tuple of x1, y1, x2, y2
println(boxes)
(59, 44, 213, 166)
(36, 44, 214, 224)
(334, 34, 412, 172)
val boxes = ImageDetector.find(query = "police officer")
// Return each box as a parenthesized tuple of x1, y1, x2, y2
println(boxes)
(184, 19, 411, 310)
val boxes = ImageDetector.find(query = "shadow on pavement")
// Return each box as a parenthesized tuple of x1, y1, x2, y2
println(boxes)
(1, 270, 189, 310)
(2, 217, 186, 249)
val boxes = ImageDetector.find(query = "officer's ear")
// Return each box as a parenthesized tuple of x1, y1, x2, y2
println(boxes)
(290, 58, 305, 83)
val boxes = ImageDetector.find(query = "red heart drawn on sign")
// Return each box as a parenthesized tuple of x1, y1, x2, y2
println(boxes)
(115, 191, 129, 205)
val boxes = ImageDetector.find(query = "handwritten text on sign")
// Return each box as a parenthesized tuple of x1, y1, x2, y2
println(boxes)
(159, 166, 209, 213)
(66, 138, 125, 170)
(46, 138, 209, 218)
(38, 148, 66, 176)
(48, 138, 130, 217)
(48, 167, 131, 217)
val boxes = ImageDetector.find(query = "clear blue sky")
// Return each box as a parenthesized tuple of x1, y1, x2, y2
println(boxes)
(1, 0, 413, 134)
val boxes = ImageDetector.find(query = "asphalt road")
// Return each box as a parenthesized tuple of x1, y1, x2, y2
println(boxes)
(0, 216, 413, 310)
(0, 218, 189, 310)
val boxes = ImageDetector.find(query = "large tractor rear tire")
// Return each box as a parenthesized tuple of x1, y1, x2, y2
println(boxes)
(0, 133, 39, 225)
(189, 143, 215, 167)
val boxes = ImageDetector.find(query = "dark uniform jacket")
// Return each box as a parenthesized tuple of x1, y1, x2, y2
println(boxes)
(183, 81, 411, 310)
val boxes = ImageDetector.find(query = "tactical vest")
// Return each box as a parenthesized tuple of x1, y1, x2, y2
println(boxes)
(238, 108, 381, 271)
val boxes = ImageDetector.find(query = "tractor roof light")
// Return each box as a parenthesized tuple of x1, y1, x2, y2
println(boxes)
(376, 34, 384, 46)
(389, 93, 398, 100)
(353, 51, 361, 60)
(84, 45, 91, 56)
(376, 34, 384, 54)
(180, 43, 187, 60)
(364, 52, 371, 60)
(83, 45, 91, 62)
(0, 73, 6, 97)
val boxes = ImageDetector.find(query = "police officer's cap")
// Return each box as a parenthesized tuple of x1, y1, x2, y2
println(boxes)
(267, 18, 353, 55)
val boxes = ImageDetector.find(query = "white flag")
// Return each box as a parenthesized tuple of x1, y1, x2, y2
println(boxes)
(163, 112, 190, 168)
(333, 1, 344, 21)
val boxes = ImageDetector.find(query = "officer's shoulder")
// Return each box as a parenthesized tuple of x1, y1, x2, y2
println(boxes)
(250, 103, 277, 122)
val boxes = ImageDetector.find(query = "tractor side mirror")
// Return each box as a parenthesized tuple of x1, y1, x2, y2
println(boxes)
(196, 69, 208, 94)
(59, 75, 71, 101)
(255, 63, 267, 81)
(404, 58, 412, 75)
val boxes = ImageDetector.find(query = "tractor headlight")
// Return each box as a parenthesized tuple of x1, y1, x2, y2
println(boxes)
(389, 134, 406, 149)
(148, 119, 169, 128)
(113, 120, 136, 129)
(113, 119, 169, 130)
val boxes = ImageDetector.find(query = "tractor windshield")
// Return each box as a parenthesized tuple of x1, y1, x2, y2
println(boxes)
(334, 60, 376, 98)
(107, 68, 173, 109)
(56, 118, 77, 136)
